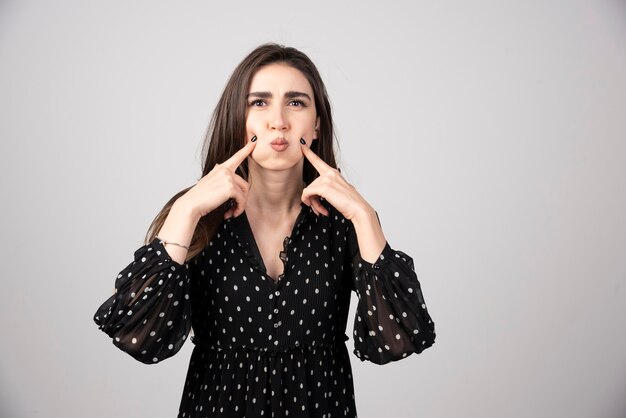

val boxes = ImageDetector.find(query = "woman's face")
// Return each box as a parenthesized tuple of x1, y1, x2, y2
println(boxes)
(246, 63, 319, 172)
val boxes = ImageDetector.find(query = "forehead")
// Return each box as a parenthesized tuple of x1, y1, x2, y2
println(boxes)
(248, 63, 313, 95)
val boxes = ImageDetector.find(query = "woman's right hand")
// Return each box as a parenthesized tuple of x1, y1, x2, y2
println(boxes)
(179, 139, 256, 219)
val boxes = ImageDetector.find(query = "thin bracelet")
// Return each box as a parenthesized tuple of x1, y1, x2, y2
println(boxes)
(156, 236, 190, 250)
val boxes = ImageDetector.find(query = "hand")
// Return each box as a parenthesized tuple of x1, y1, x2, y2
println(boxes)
(300, 142, 372, 220)
(301, 141, 387, 262)
(181, 140, 256, 219)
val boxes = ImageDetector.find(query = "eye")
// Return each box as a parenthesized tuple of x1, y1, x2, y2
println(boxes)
(289, 100, 306, 107)
(248, 99, 266, 107)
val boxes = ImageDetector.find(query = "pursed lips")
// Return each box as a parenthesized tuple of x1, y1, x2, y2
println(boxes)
(270, 137, 288, 145)
(270, 137, 289, 152)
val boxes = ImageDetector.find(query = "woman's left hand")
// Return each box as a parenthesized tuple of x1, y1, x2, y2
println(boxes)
(301, 142, 387, 262)
(300, 142, 371, 220)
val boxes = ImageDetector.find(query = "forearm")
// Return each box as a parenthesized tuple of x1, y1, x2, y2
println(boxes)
(156, 198, 201, 264)
(351, 204, 387, 264)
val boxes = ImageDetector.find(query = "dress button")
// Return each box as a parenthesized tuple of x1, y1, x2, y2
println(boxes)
(274, 323, 280, 328)
(275, 290, 280, 297)
(274, 308, 279, 314)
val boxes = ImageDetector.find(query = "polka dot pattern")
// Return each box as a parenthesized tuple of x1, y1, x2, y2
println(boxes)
(94, 202, 436, 417)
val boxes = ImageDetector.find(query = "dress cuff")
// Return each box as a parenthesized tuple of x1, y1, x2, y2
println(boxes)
(353, 242, 393, 272)
(147, 237, 187, 268)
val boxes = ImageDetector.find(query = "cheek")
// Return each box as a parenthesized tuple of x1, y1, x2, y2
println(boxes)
(249, 145, 263, 161)
(246, 111, 267, 130)
(245, 116, 259, 133)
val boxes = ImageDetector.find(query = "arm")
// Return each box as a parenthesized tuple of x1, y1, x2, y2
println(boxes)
(93, 238, 192, 364)
(94, 140, 256, 362)
(298, 144, 436, 364)
(299, 142, 385, 262)
(156, 139, 257, 264)
(155, 199, 201, 264)
(350, 204, 387, 263)
(350, 238, 436, 365)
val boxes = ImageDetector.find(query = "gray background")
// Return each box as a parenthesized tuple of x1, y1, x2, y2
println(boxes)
(1, 0, 625, 417)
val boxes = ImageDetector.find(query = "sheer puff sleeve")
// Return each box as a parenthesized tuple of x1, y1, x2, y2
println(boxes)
(351, 239, 436, 365)
(93, 238, 192, 364)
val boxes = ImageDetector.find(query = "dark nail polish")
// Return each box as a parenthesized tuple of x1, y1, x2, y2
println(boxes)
(300, 138, 306, 145)
(251, 135, 257, 142)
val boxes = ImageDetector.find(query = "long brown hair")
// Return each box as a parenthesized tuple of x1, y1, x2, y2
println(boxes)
(145, 43, 338, 261)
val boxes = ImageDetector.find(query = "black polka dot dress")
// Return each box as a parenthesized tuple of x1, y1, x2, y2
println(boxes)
(94, 202, 436, 417)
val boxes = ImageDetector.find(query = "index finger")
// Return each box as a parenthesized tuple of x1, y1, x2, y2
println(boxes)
(301, 142, 331, 175)
(222, 140, 256, 171)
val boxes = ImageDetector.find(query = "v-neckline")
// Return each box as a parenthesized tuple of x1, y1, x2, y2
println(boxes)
(232, 203, 309, 287)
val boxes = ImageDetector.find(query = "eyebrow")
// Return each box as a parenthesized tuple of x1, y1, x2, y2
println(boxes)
(246, 91, 312, 100)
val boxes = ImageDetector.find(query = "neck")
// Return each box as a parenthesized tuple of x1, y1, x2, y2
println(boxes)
(247, 161, 305, 215)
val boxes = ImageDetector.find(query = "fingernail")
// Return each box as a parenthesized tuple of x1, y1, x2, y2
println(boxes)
(300, 138, 306, 145)
(251, 135, 257, 142)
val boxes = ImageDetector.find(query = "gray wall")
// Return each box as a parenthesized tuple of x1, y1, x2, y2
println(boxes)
(1, 0, 625, 417)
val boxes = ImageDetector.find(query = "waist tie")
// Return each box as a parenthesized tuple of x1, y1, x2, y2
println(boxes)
(191, 334, 349, 356)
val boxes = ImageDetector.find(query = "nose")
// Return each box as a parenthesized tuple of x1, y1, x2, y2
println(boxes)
(269, 106, 288, 132)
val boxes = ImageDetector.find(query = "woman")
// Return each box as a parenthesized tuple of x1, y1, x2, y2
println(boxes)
(94, 43, 436, 417)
